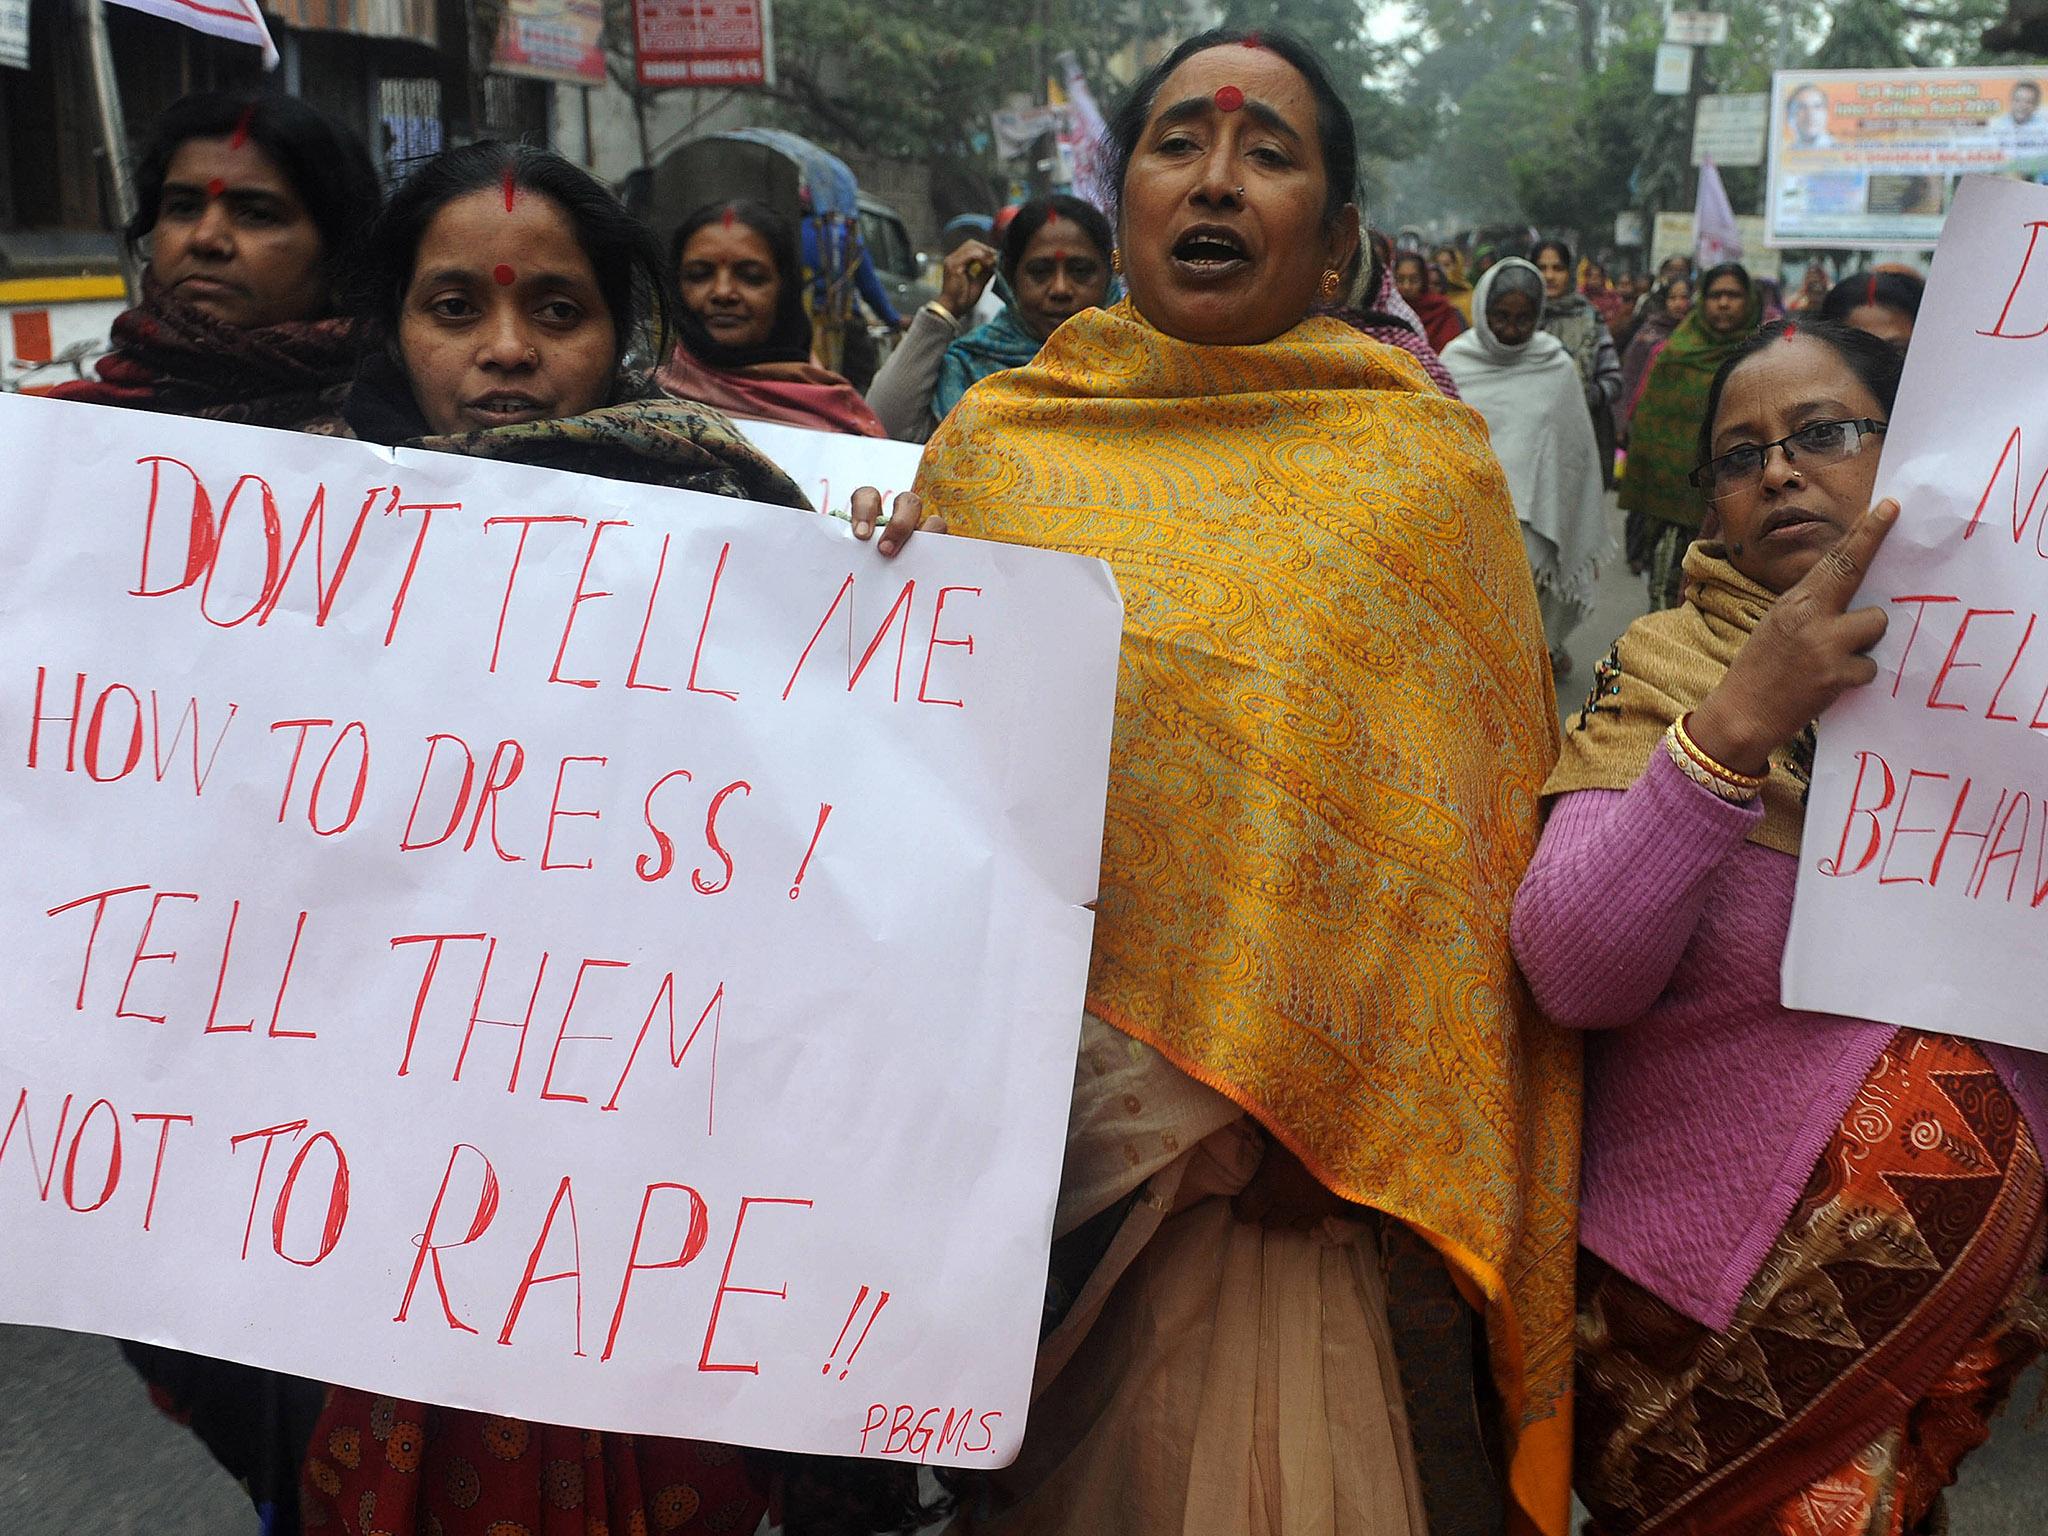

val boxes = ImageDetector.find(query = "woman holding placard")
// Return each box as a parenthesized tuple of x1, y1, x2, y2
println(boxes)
(918, 30, 1579, 1536)
(50, 88, 383, 1536)
(1516, 317, 2048, 1534)
(298, 140, 939, 1536)
(50, 92, 379, 432)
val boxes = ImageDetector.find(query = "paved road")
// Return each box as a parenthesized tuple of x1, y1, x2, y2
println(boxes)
(1, 500, 2040, 1535)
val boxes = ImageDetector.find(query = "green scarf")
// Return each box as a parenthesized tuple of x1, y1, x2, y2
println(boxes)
(1617, 283, 1761, 530)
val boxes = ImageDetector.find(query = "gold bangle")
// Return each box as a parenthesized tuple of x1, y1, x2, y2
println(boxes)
(1664, 724, 1762, 803)
(1672, 713, 1770, 791)
(921, 298, 959, 327)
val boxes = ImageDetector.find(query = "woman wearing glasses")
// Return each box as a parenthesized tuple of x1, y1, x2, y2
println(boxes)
(1514, 318, 2048, 1535)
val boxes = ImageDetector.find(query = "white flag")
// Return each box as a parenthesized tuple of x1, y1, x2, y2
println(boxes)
(1056, 51, 1111, 214)
(103, 0, 279, 69)
(1693, 155, 1742, 266)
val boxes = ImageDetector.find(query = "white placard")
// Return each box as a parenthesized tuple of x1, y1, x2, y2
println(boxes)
(1655, 43, 1696, 99)
(1650, 210, 1768, 268)
(736, 419, 925, 523)
(1665, 9, 1730, 46)
(1693, 92, 1770, 168)
(1784, 176, 2048, 1054)
(0, 392, 1123, 1464)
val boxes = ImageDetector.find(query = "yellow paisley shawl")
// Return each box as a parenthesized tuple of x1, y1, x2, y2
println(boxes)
(916, 299, 1582, 1536)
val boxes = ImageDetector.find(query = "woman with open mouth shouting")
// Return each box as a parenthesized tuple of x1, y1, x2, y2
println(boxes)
(918, 28, 1578, 1536)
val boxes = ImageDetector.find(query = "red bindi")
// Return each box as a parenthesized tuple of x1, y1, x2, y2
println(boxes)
(228, 105, 255, 150)
(493, 264, 516, 286)
(206, 178, 227, 199)
(1053, 250, 1068, 264)
(1215, 85, 1245, 113)
(502, 167, 517, 213)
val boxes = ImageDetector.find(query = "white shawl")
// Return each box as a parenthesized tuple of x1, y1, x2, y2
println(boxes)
(1441, 259, 1609, 611)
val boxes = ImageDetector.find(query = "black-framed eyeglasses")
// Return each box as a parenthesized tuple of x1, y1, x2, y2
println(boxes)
(1688, 418, 1888, 500)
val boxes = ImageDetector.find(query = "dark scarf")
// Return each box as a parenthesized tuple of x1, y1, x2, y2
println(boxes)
(48, 270, 356, 429)
(342, 351, 810, 509)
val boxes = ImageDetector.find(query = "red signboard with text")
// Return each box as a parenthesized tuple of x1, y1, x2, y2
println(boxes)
(634, 0, 775, 89)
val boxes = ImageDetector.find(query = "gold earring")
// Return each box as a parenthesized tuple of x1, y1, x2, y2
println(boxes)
(1320, 269, 1342, 299)
(1111, 247, 1123, 275)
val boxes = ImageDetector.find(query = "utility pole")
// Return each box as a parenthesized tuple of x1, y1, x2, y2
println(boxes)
(80, 0, 142, 298)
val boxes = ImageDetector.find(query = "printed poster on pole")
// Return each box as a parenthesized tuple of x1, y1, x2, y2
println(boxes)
(634, 0, 776, 89)
(491, 0, 607, 85)
(1693, 93, 1769, 168)
(1768, 67, 2048, 249)
(1654, 44, 1695, 98)
(1664, 10, 1729, 47)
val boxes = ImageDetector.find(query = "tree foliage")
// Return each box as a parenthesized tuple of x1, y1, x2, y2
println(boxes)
(1385, 0, 2024, 243)
(614, 0, 1415, 210)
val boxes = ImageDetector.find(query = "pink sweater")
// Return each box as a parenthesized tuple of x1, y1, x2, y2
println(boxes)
(1512, 747, 2048, 1331)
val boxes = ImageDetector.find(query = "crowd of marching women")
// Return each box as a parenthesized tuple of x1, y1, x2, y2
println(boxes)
(54, 26, 2036, 1536)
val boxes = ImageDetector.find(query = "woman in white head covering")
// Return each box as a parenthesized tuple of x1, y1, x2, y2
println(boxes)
(1442, 257, 1609, 675)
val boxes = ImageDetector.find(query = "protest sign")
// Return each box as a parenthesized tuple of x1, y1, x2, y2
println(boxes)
(1768, 68, 2048, 249)
(1783, 176, 2048, 1053)
(736, 420, 925, 524)
(0, 392, 1122, 1464)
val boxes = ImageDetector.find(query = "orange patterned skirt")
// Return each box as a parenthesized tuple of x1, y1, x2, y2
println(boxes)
(1576, 1031, 2048, 1536)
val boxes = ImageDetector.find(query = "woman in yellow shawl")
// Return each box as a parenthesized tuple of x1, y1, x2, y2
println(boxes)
(1433, 243, 1477, 322)
(916, 29, 1580, 1536)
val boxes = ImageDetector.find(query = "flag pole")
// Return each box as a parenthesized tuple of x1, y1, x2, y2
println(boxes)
(80, 0, 142, 299)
